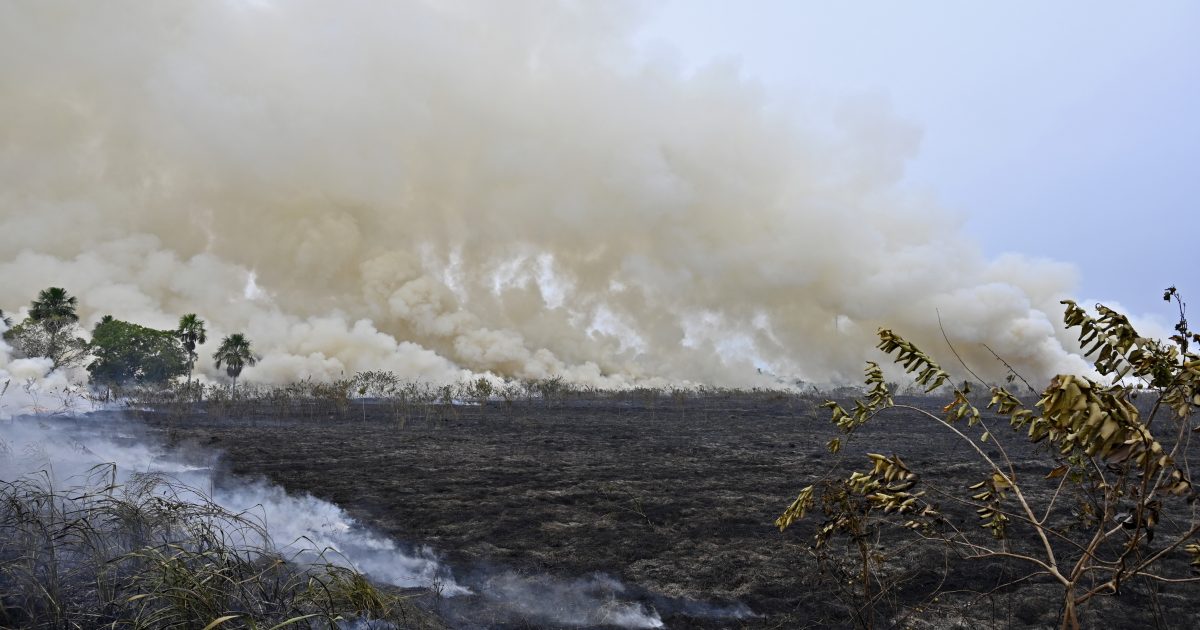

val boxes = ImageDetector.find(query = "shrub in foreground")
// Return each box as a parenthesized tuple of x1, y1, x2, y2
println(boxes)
(779, 289, 1200, 629)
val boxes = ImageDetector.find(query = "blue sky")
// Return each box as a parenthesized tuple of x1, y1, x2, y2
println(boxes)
(638, 1, 1198, 319)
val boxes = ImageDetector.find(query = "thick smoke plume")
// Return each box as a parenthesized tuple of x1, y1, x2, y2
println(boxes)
(0, 1, 1093, 388)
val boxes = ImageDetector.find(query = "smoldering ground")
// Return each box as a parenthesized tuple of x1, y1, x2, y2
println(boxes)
(131, 393, 1200, 629)
(0, 0, 1106, 391)
(1, 410, 763, 628)
(0, 414, 466, 592)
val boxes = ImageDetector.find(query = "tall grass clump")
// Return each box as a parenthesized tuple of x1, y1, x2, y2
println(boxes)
(0, 466, 438, 629)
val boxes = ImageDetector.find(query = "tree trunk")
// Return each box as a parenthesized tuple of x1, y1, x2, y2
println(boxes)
(858, 536, 873, 630)
(1061, 590, 1080, 630)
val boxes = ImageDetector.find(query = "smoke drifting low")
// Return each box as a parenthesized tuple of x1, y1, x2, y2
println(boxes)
(4, 413, 761, 627)
(0, 415, 466, 593)
(0, 1, 1092, 388)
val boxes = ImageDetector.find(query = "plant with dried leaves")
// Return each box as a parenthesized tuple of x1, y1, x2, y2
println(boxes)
(779, 289, 1200, 629)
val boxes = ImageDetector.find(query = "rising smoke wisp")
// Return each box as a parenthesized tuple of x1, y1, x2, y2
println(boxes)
(0, 414, 690, 627)
(0, 0, 1092, 389)
(0, 415, 467, 594)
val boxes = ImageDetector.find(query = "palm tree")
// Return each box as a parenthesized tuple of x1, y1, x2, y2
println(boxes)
(18, 287, 86, 368)
(30, 287, 78, 334)
(175, 314, 207, 387)
(213, 333, 257, 392)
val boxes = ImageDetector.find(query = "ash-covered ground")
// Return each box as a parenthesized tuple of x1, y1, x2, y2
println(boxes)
(114, 392, 1200, 629)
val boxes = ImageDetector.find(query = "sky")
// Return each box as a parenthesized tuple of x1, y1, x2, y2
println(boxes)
(638, 1, 1199, 319)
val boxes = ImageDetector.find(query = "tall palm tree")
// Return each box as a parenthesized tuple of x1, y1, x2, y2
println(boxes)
(213, 333, 257, 392)
(175, 314, 207, 387)
(30, 287, 78, 333)
(19, 288, 86, 368)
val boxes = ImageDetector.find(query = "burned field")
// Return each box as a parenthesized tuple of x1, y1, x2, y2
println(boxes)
(119, 391, 1200, 629)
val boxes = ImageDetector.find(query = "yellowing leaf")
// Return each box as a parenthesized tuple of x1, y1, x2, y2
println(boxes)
(1045, 464, 1069, 479)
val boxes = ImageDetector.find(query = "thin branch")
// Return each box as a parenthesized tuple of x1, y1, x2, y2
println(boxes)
(922, 483, 1090, 556)
(962, 551, 1059, 579)
(982, 343, 1037, 397)
(937, 309, 992, 391)
(1041, 469, 1071, 525)
(892, 404, 1066, 583)
(1076, 522, 1200, 605)
(1136, 573, 1200, 585)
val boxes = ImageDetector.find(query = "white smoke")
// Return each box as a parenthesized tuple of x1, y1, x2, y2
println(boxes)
(0, 415, 467, 594)
(0, 1, 1102, 388)
(0, 317, 91, 417)
(474, 572, 663, 628)
(1, 411, 740, 627)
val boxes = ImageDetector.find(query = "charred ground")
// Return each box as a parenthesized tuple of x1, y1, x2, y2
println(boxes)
(116, 391, 1200, 629)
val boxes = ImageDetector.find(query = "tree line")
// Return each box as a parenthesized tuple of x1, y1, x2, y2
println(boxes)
(2, 287, 257, 390)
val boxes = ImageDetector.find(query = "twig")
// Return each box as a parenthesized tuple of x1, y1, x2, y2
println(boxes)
(936, 309, 991, 391)
(982, 343, 1038, 397)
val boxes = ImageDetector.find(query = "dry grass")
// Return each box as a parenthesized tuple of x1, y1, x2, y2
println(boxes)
(0, 465, 442, 629)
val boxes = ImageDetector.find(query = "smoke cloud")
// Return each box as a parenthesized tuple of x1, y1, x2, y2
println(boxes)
(0, 0, 1094, 388)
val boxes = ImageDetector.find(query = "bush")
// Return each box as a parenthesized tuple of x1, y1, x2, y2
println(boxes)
(778, 289, 1200, 629)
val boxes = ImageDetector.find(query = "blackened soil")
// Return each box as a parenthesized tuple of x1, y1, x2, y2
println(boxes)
(131, 394, 1200, 629)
